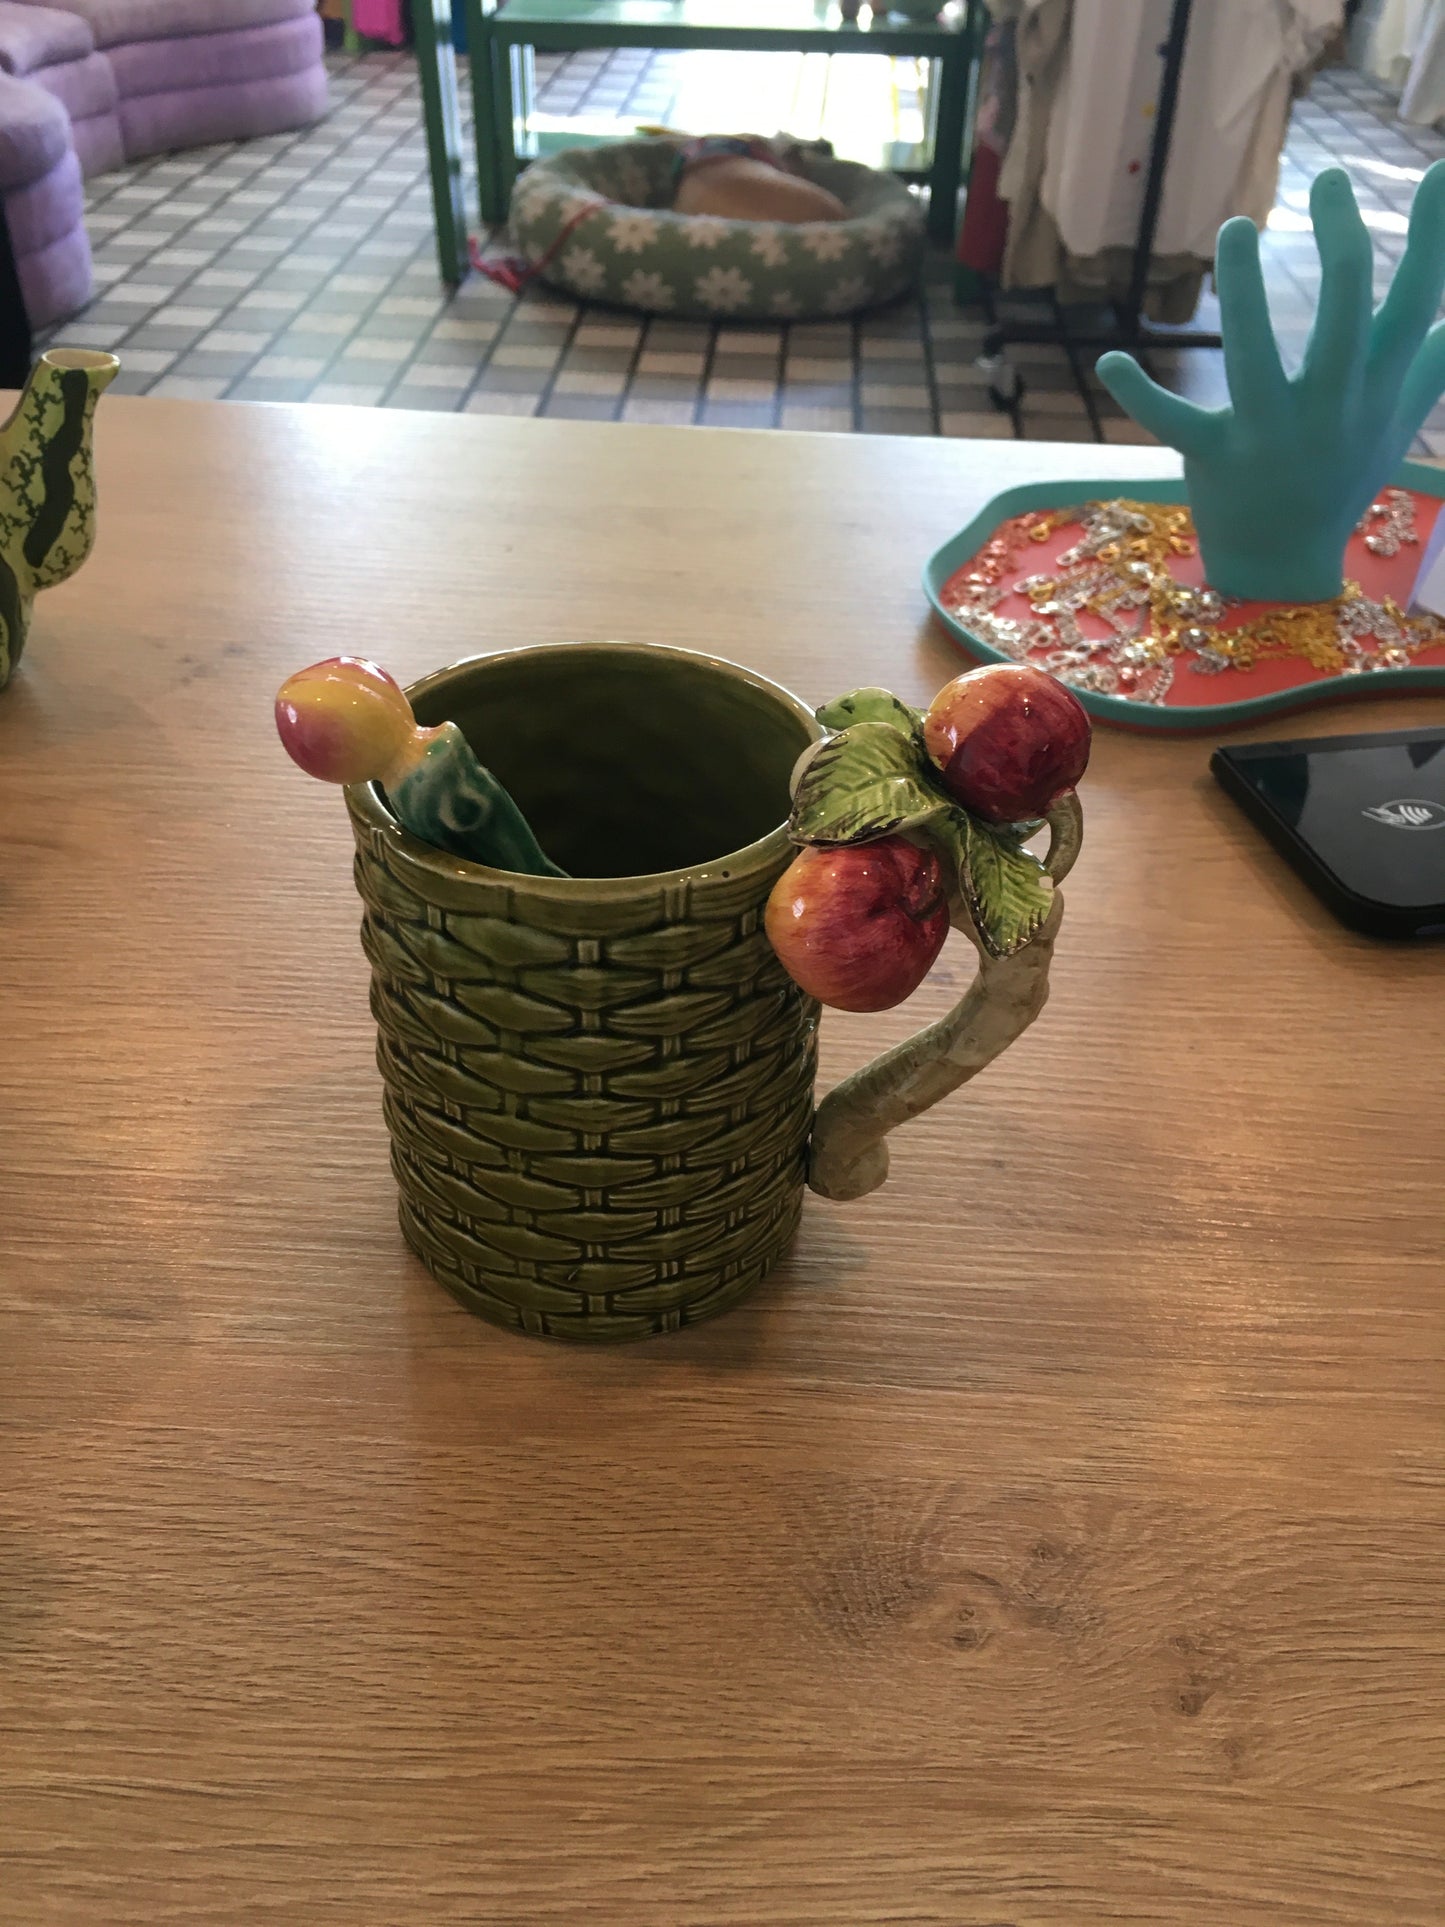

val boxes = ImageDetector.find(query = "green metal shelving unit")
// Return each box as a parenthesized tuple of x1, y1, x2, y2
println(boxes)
(409, 0, 984, 285)
(412, 0, 472, 283)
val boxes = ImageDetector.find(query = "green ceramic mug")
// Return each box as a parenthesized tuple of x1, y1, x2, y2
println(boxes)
(345, 642, 1064, 1341)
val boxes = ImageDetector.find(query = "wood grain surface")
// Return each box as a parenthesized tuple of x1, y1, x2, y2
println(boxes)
(1, 401, 1442, 1926)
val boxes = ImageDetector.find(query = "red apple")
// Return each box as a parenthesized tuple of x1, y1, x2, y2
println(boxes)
(922, 663, 1090, 823)
(765, 836, 950, 1013)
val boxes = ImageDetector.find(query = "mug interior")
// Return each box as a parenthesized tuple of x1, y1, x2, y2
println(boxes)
(404, 645, 816, 879)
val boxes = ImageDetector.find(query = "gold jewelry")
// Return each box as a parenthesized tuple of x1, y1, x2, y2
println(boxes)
(942, 491, 1445, 707)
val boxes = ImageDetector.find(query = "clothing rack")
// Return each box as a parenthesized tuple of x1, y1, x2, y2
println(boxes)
(979, 0, 1223, 426)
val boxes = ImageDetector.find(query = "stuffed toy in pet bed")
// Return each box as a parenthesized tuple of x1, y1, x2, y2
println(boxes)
(507, 136, 926, 322)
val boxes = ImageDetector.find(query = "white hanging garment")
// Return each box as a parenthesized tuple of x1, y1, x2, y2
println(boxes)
(1398, 0, 1445, 123)
(1041, 0, 1343, 263)
(992, 0, 1073, 276)
(1351, 0, 1434, 90)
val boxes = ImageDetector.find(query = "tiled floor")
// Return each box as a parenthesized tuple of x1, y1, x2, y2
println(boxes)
(40, 47, 1445, 451)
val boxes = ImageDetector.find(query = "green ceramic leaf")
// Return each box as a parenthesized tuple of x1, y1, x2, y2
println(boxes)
(791, 722, 948, 845)
(944, 811, 1055, 959)
(814, 687, 924, 736)
(967, 820, 1055, 955)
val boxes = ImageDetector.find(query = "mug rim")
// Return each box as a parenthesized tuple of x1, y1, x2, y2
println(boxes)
(344, 639, 823, 896)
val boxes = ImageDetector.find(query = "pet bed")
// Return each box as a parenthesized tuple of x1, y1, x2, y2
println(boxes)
(508, 138, 925, 321)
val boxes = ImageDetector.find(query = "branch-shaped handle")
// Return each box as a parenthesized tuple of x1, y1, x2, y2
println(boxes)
(807, 794, 1079, 1201)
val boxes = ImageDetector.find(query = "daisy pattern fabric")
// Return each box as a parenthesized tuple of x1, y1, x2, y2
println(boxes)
(509, 139, 926, 321)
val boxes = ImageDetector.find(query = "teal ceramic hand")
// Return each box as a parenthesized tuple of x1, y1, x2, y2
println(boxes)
(1098, 162, 1445, 603)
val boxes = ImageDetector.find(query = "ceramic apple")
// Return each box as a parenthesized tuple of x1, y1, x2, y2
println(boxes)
(275, 655, 415, 785)
(922, 663, 1090, 824)
(765, 835, 950, 1012)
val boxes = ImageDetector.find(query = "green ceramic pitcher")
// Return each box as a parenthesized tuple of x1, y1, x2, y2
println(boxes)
(0, 348, 119, 689)
(345, 642, 1065, 1341)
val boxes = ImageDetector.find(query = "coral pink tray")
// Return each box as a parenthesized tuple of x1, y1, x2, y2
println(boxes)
(923, 461, 1445, 733)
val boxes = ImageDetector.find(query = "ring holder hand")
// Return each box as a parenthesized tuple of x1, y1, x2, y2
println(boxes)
(1097, 162, 1445, 605)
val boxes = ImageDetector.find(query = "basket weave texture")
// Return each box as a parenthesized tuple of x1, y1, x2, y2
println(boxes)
(347, 807, 819, 1341)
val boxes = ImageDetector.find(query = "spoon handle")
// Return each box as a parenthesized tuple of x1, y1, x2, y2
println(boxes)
(389, 723, 567, 879)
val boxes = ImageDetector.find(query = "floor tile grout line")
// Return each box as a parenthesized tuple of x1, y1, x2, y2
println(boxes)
(44, 53, 1445, 433)
(220, 114, 449, 402)
(57, 125, 330, 349)
(916, 287, 943, 437)
(218, 70, 471, 390)
(123, 104, 365, 293)
(771, 322, 789, 431)
(209, 118, 421, 393)
(454, 286, 566, 411)
(533, 304, 587, 417)
(1313, 90, 1442, 199)
(68, 76, 429, 391)
(612, 314, 653, 422)
(692, 320, 721, 427)
(1050, 292, 1105, 444)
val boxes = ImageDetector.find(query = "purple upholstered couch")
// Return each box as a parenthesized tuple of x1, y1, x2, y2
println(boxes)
(0, 0, 326, 329)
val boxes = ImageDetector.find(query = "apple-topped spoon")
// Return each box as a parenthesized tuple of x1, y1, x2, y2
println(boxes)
(764, 665, 1090, 1200)
(275, 655, 567, 878)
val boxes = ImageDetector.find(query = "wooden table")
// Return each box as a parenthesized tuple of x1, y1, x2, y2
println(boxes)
(2, 402, 1441, 1925)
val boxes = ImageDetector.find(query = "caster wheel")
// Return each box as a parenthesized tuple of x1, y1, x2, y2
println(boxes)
(990, 371, 1026, 410)
(976, 351, 1024, 410)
